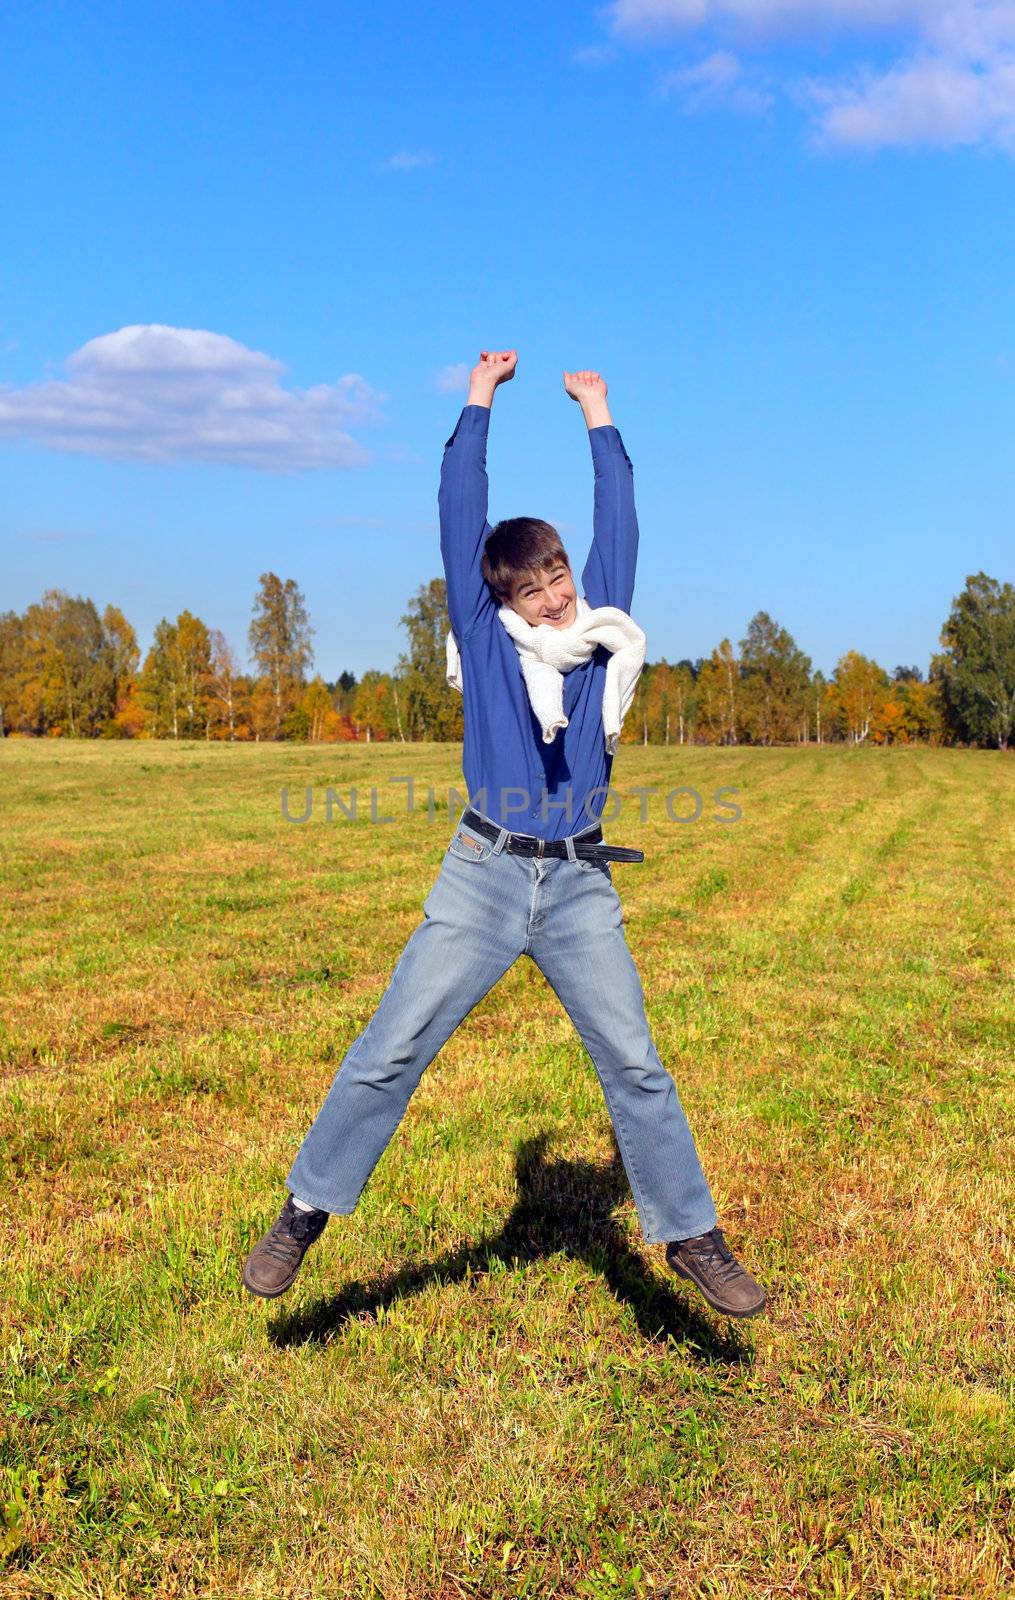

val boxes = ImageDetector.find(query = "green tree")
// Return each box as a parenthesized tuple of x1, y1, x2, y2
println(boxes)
(738, 611, 812, 745)
(334, 668, 358, 712)
(397, 578, 463, 741)
(281, 705, 311, 740)
(931, 572, 1015, 750)
(248, 573, 314, 740)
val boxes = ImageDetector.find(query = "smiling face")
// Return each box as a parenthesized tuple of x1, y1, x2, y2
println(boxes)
(507, 561, 578, 629)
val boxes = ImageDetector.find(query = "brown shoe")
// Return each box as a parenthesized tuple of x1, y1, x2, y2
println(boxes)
(242, 1196, 329, 1299)
(666, 1227, 767, 1319)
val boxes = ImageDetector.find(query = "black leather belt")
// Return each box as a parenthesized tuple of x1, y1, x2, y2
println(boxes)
(461, 808, 644, 864)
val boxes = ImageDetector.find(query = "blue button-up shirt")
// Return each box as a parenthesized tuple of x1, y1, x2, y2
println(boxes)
(439, 403, 639, 840)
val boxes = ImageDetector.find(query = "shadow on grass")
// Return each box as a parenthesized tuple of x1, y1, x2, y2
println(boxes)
(267, 1132, 753, 1368)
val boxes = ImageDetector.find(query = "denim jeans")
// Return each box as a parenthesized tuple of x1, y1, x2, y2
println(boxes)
(287, 809, 718, 1244)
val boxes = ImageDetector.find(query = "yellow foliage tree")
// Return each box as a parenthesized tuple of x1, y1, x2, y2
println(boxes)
(828, 651, 890, 744)
(697, 640, 739, 745)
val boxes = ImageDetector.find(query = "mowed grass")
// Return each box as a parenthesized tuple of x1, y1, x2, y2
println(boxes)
(1, 740, 1013, 1600)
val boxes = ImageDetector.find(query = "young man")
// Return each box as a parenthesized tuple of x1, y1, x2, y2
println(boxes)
(243, 350, 767, 1320)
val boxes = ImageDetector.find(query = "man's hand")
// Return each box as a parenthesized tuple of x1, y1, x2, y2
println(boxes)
(563, 368, 612, 429)
(467, 349, 518, 408)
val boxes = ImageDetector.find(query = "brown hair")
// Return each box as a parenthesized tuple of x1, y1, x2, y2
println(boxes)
(481, 518, 571, 604)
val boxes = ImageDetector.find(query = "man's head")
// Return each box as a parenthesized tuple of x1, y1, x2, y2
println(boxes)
(481, 517, 578, 629)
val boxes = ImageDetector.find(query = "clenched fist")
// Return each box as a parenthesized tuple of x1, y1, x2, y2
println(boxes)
(563, 368, 607, 405)
(563, 368, 612, 429)
(468, 349, 518, 406)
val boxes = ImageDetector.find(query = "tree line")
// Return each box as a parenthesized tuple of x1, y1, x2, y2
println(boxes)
(1, 569, 1013, 750)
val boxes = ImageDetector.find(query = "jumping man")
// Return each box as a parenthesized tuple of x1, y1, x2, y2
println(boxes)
(243, 350, 767, 1321)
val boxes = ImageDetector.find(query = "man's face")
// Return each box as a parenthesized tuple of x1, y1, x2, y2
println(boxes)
(507, 562, 577, 629)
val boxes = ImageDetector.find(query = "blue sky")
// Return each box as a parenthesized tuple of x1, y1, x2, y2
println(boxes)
(2, 0, 1013, 682)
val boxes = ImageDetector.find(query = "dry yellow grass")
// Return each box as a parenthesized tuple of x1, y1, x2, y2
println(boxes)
(1, 740, 1013, 1598)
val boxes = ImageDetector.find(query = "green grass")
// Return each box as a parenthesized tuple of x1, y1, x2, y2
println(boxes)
(1, 740, 1013, 1599)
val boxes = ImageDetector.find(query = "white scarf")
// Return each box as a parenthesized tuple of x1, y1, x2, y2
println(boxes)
(446, 596, 646, 756)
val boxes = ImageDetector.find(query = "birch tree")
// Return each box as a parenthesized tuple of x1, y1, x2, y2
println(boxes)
(248, 573, 314, 740)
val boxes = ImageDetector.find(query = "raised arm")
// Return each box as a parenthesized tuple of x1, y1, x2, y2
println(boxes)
(438, 350, 517, 641)
(564, 369, 639, 615)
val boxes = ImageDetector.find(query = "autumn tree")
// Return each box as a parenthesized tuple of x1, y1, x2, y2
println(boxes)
(0, 594, 140, 737)
(248, 677, 278, 743)
(670, 662, 698, 745)
(828, 651, 889, 744)
(207, 629, 244, 741)
(101, 605, 141, 737)
(139, 610, 214, 738)
(648, 661, 676, 745)
(332, 669, 358, 717)
(803, 669, 828, 744)
(0, 611, 27, 737)
(697, 639, 739, 745)
(871, 667, 943, 745)
(632, 659, 697, 745)
(16, 591, 124, 736)
(899, 678, 944, 744)
(738, 612, 812, 745)
(248, 573, 314, 740)
(628, 662, 655, 745)
(352, 669, 397, 742)
(931, 572, 1015, 750)
(46, 593, 105, 735)
(293, 675, 342, 742)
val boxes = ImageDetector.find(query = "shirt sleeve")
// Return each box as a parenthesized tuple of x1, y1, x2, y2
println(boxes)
(438, 404, 497, 641)
(580, 424, 639, 614)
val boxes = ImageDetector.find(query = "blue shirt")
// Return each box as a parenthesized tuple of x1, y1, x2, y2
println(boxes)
(439, 403, 639, 840)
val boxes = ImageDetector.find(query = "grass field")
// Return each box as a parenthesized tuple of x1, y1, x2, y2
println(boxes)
(1, 740, 1013, 1600)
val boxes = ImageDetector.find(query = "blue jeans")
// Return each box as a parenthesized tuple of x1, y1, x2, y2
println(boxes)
(287, 809, 718, 1244)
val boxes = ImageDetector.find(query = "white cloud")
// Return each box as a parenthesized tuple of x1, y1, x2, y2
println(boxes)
(603, 0, 1015, 148)
(811, 52, 1015, 148)
(0, 324, 386, 472)
(659, 48, 773, 111)
(382, 150, 437, 170)
(435, 361, 471, 393)
(608, 1, 941, 40)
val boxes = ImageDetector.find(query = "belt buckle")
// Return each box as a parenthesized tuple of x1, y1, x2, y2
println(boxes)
(536, 837, 545, 858)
